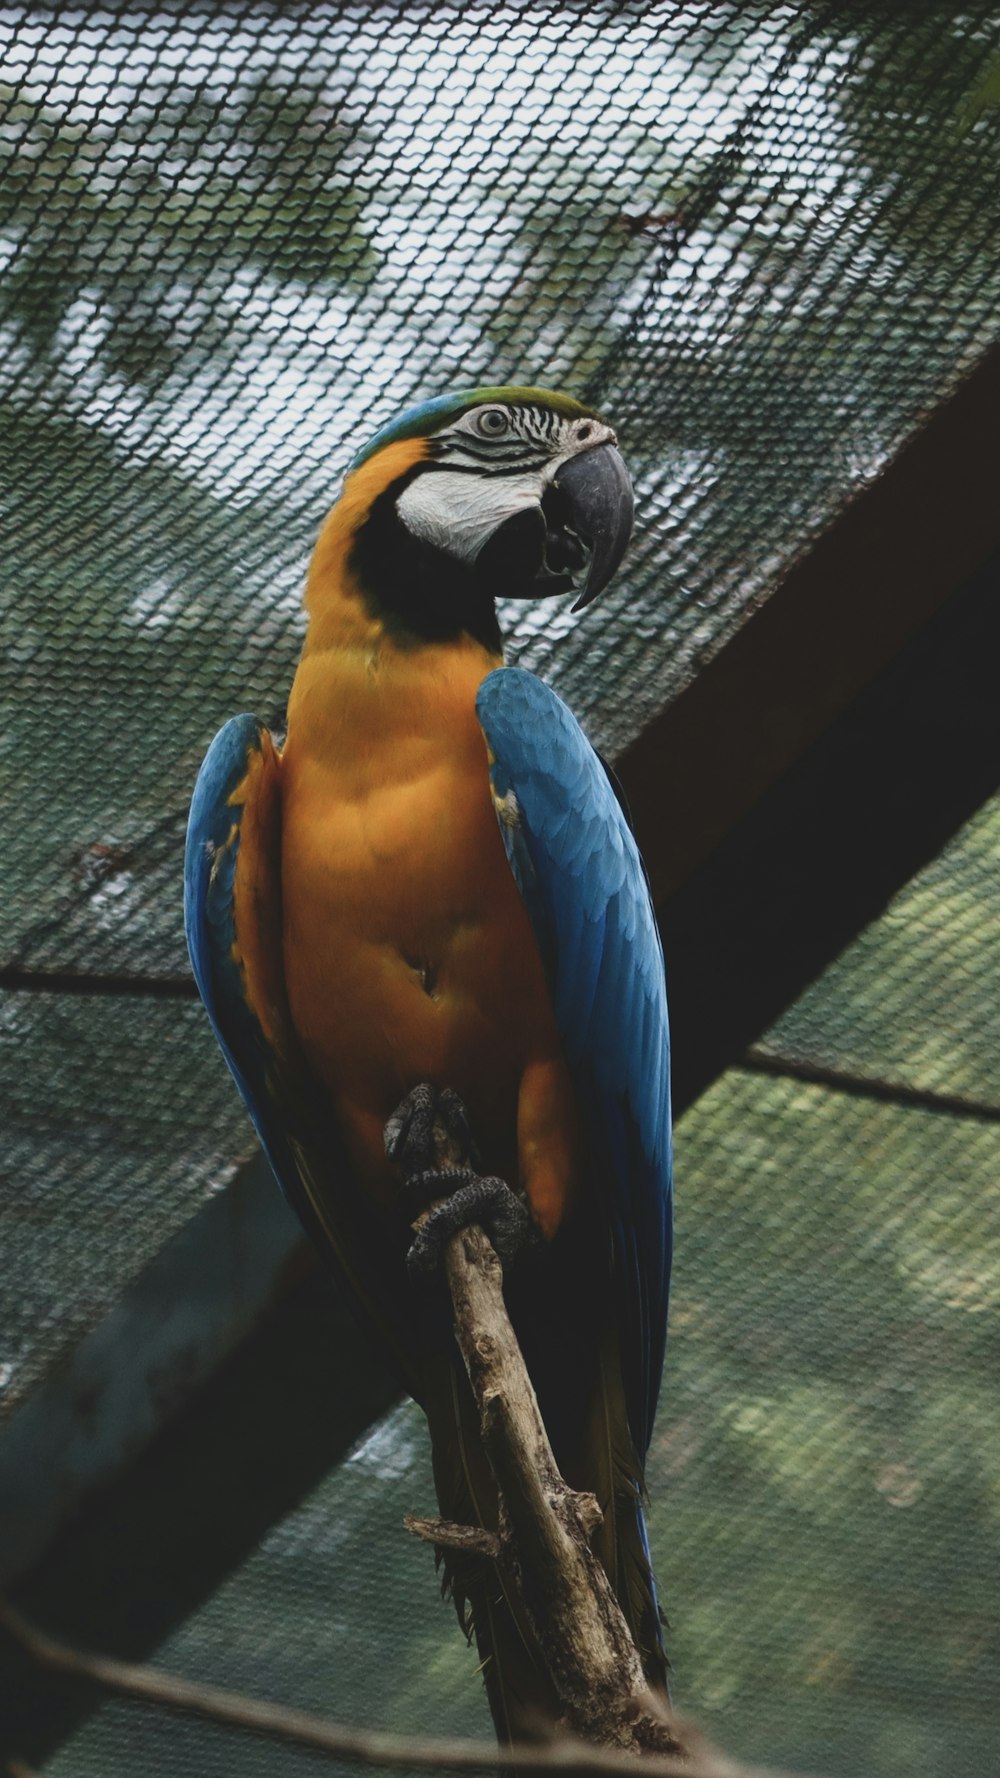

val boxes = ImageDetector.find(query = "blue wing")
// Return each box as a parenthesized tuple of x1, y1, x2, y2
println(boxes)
(476, 668, 672, 1462)
(184, 715, 288, 1168)
(184, 714, 415, 1386)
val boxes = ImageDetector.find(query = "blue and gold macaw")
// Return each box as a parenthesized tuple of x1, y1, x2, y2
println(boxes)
(184, 386, 672, 1740)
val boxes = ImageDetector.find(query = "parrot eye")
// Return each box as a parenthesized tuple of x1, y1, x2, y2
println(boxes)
(475, 408, 510, 438)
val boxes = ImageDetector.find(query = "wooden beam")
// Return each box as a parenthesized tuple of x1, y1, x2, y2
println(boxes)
(663, 544, 1000, 1112)
(619, 343, 1000, 901)
(2, 1250, 399, 1765)
(0, 1154, 300, 1589)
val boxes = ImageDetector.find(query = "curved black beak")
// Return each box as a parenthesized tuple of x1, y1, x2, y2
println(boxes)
(553, 442, 634, 610)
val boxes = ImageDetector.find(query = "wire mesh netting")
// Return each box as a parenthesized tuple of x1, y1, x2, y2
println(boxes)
(2, 4, 1000, 1776)
(5, 0, 1000, 1411)
(0, 994, 255, 1414)
(760, 795, 1000, 1111)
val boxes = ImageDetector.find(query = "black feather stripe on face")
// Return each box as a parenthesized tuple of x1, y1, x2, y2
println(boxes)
(431, 400, 570, 475)
(443, 442, 545, 468)
(349, 468, 504, 654)
(421, 459, 551, 480)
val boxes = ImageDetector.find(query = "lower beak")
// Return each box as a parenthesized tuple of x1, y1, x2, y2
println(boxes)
(553, 442, 635, 610)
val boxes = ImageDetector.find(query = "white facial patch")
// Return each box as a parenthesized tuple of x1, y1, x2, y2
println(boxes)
(396, 468, 546, 564)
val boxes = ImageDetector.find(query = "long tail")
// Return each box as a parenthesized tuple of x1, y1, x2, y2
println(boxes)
(422, 1354, 560, 1742)
(583, 1332, 668, 1697)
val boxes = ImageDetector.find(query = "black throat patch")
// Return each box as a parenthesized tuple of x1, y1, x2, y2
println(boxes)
(349, 469, 503, 655)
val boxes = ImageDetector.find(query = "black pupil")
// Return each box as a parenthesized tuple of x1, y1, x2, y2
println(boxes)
(483, 412, 505, 432)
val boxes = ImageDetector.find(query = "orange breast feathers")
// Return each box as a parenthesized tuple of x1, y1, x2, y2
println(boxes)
(276, 450, 579, 1238)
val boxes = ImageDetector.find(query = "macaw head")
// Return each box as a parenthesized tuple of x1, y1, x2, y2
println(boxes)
(329, 386, 634, 649)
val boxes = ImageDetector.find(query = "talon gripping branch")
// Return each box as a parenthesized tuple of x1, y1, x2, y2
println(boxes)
(184, 387, 672, 1742)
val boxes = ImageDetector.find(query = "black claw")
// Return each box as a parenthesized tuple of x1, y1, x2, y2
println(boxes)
(384, 1083, 481, 1186)
(407, 1177, 533, 1281)
(437, 1088, 480, 1165)
(384, 1082, 438, 1176)
(385, 1086, 533, 1282)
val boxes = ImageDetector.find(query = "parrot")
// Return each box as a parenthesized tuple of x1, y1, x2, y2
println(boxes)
(184, 385, 672, 1742)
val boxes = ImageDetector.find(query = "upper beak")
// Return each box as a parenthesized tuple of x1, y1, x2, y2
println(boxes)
(553, 442, 635, 610)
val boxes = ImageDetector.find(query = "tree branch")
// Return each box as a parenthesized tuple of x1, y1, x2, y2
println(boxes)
(397, 1090, 682, 1760)
(0, 1596, 810, 1778)
(442, 1220, 680, 1756)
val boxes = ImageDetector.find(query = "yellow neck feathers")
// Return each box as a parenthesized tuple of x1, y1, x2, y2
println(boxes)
(302, 437, 430, 654)
(286, 434, 501, 767)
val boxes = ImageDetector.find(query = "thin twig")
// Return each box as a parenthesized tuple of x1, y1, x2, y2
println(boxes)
(405, 1513, 502, 1559)
(0, 1597, 815, 1778)
(740, 1045, 1000, 1123)
(0, 966, 197, 999)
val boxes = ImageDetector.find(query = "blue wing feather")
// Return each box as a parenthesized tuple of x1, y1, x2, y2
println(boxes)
(184, 715, 280, 1157)
(477, 667, 672, 1461)
(184, 715, 417, 1389)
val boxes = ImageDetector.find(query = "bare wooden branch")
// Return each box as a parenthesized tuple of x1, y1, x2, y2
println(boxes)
(404, 1098, 684, 1760)
(440, 1220, 683, 1758)
(0, 1596, 814, 1778)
